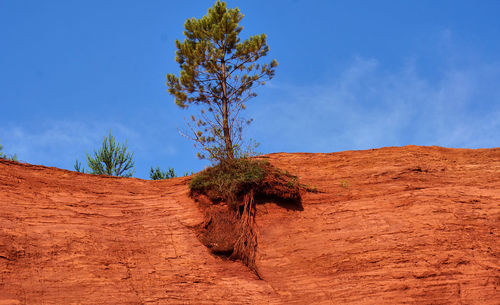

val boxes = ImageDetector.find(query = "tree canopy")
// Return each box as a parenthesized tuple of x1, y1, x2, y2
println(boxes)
(166, 0, 277, 162)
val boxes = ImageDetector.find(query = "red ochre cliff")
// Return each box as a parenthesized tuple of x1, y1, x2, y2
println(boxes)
(0, 146, 499, 304)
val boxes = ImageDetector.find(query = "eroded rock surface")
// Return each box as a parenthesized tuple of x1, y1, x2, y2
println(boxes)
(1, 146, 499, 304)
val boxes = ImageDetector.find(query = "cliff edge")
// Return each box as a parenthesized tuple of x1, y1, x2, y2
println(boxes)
(1, 146, 499, 304)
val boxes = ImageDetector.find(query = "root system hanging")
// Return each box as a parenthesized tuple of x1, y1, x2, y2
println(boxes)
(231, 189, 259, 275)
(191, 159, 304, 278)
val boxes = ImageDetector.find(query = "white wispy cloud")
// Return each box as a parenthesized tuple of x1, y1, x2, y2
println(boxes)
(250, 49, 500, 153)
(0, 120, 141, 168)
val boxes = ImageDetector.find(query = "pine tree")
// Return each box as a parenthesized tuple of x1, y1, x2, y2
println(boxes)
(166, 0, 277, 162)
(83, 131, 135, 177)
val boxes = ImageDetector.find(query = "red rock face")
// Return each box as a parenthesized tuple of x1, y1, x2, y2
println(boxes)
(0, 146, 499, 304)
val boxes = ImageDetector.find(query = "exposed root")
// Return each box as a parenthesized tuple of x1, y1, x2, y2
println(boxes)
(195, 190, 261, 278)
(191, 160, 304, 278)
(231, 189, 260, 278)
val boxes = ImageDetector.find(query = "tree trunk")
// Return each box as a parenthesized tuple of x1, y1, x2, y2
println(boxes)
(221, 100, 234, 160)
(221, 60, 234, 160)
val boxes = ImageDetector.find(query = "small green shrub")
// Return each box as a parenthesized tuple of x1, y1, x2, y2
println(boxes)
(75, 131, 135, 177)
(150, 166, 176, 180)
(74, 159, 85, 173)
(0, 140, 17, 161)
(189, 157, 303, 206)
(189, 158, 267, 204)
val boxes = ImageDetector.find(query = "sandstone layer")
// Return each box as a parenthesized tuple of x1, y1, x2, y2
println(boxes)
(0, 146, 499, 304)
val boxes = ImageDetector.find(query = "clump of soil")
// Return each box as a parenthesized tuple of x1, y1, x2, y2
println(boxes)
(197, 206, 240, 255)
(190, 158, 303, 277)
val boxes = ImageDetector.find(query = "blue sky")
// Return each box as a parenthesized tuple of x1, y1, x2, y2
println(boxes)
(1, 0, 500, 178)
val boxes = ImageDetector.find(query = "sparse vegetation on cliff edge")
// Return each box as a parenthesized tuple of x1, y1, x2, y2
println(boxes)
(189, 157, 303, 277)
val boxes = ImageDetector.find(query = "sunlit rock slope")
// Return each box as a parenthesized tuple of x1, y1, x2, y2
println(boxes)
(1, 146, 499, 304)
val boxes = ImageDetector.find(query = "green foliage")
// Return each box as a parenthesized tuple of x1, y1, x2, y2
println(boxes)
(189, 158, 267, 203)
(150, 166, 176, 180)
(166, 0, 277, 162)
(74, 159, 85, 173)
(189, 157, 303, 207)
(0, 140, 18, 161)
(287, 176, 297, 187)
(81, 131, 135, 177)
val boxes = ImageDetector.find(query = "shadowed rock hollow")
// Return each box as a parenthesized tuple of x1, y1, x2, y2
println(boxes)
(0, 146, 499, 304)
